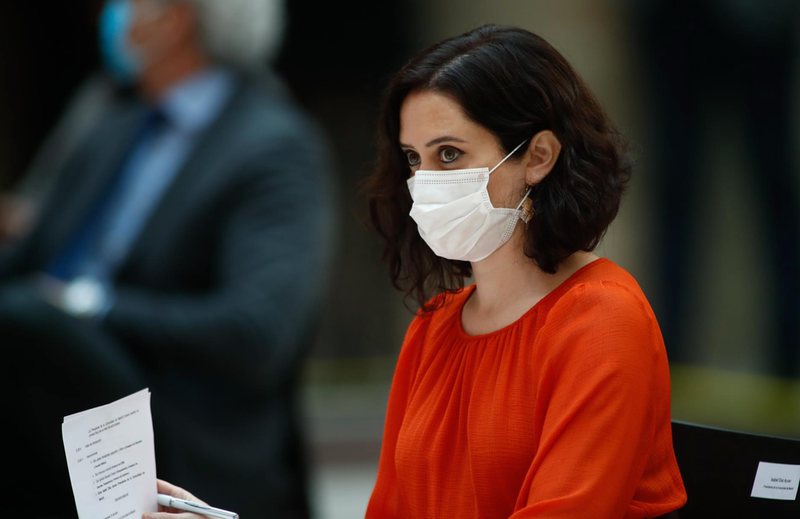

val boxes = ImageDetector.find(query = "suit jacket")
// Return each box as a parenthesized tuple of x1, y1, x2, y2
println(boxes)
(0, 68, 339, 518)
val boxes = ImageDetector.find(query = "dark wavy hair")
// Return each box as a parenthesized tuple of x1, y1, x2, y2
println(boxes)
(361, 24, 632, 314)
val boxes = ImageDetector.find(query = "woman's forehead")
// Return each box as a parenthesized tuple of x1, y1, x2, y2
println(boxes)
(399, 91, 484, 146)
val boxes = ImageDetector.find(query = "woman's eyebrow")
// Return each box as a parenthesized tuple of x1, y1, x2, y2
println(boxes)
(399, 136, 467, 149)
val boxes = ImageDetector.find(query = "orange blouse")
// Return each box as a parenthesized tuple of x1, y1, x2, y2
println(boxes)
(366, 257, 687, 519)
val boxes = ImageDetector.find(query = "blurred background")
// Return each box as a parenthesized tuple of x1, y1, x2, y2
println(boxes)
(1, 1, 798, 518)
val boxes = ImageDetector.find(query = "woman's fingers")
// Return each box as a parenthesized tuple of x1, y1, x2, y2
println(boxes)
(141, 479, 210, 518)
(155, 478, 206, 505)
(144, 513, 203, 519)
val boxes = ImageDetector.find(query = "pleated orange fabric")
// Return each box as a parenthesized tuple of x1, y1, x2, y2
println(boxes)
(366, 257, 687, 519)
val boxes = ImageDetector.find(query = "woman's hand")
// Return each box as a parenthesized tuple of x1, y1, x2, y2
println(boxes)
(142, 479, 209, 519)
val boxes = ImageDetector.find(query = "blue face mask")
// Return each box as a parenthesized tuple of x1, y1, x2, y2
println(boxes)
(99, 0, 142, 84)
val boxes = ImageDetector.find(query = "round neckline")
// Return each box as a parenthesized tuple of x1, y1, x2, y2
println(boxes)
(455, 257, 609, 340)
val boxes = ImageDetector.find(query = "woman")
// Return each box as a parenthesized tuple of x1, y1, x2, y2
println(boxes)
(361, 24, 686, 518)
(148, 24, 686, 519)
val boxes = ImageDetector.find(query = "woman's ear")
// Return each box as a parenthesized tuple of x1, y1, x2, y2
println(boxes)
(525, 130, 561, 186)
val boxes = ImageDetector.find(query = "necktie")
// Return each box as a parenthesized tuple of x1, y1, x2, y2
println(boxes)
(45, 106, 167, 282)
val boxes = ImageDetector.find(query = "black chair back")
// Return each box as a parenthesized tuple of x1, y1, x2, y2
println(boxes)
(671, 420, 800, 518)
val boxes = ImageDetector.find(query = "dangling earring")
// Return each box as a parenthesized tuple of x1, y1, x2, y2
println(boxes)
(521, 197, 535, 224)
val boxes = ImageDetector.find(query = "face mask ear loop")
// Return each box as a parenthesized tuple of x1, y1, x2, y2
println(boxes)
(487, 138, 530, 175)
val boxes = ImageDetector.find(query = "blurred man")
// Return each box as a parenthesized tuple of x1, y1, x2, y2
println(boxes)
(1, 0, 339, 518)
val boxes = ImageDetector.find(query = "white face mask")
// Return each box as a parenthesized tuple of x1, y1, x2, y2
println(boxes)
(406, 139, 533, 262)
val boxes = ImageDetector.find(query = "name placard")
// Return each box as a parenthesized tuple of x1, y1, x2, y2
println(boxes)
(750, 461, 800, 501)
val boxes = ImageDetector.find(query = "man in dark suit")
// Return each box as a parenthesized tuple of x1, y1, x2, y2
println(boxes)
(1, 1, 338, 518)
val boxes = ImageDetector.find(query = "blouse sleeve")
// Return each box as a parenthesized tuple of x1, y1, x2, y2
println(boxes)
(365, 310, 430, 518)
(509, 281, 662, 519)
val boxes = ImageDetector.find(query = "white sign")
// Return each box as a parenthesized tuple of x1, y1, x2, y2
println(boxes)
(750, 461, 800, 501)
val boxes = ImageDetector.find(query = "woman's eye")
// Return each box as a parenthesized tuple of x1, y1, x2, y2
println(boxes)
(406, 151, 421, 166)
(440, 148, 460, 163)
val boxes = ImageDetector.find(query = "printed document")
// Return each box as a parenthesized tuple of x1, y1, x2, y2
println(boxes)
(62, 388, 158, 519)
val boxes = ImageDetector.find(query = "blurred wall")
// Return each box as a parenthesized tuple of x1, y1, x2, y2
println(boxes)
(0, 1, 99, 189)
(274, 0, 417, 361)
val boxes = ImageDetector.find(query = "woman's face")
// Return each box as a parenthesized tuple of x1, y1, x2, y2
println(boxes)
(399, 89, 529, 209)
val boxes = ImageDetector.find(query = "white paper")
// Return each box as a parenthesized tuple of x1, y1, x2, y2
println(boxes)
(750, 461, 800, 501)
(62, 388, 158, 519)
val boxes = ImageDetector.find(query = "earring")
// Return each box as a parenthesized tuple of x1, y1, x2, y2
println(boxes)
(521, 198, 535, 224)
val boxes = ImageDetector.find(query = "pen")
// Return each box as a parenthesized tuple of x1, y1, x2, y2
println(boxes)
(157, 493, 239, 519)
